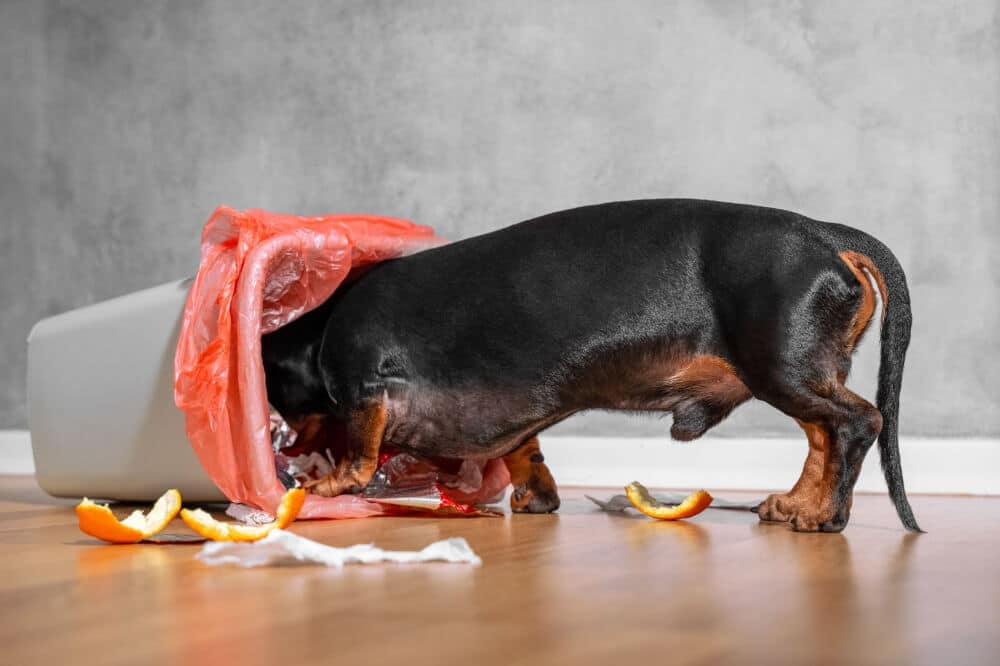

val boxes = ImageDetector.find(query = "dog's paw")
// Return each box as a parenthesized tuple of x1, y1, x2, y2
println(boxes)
(510, 486, 561, 514)
(757, 493, 795, 523)
(793, 509, 849, 533)
(759, 493, 848, 532)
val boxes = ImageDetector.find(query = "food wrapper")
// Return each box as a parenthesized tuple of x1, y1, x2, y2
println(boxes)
(196, 529, 482, 568)
(174, 207, 511, 519)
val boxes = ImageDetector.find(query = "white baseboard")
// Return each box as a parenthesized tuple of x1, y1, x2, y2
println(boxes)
(540, 436, 1000, 495)
(0, 430, 36, 475)
(2, 430, 996, 494)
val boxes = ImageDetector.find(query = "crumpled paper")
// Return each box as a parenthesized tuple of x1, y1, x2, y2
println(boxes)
(195, 529, 482, 567)
(586, 493, 760, 512)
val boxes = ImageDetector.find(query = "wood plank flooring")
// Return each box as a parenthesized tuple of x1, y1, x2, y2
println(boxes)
(1, 476, 997, 665)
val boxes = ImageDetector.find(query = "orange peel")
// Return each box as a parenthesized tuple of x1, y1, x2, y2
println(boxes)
(624, 482, 713, 521)
(180, 488, 306, 542)
(76, 489, 182, 543)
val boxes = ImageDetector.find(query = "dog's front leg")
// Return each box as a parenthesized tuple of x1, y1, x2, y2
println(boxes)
(305, 395, 388, 497)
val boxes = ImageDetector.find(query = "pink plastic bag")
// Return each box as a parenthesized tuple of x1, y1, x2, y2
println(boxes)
(174, 207, 510, 518)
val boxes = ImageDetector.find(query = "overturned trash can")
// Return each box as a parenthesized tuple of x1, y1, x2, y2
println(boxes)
(30, 207, 511, 518)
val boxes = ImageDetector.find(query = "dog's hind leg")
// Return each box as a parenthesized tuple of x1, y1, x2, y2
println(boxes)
(755, 383, 882, 532)
(503, 436, 561, 513)
(305, 394, 388, 497)
(735, 254, 885, 532)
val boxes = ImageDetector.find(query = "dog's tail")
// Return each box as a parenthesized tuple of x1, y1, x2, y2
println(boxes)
(835, 230, 922, 532)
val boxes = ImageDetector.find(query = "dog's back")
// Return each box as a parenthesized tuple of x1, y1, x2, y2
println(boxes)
(316, 200, 835, 453)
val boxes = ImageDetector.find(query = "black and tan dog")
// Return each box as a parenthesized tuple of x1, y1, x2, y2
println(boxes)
(262, 199, 920, 532)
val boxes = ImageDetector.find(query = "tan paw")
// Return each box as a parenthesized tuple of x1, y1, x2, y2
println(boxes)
(757, 492, 796, 522)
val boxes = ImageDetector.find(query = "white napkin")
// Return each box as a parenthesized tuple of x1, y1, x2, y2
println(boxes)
(195, 529, 482, 568)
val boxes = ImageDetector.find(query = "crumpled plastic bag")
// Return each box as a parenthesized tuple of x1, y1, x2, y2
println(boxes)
(174, 207, 511, 519)
(267, 406, 506, 515)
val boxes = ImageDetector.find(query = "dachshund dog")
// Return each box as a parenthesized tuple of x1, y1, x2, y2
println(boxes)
(262, 199, 920, 532)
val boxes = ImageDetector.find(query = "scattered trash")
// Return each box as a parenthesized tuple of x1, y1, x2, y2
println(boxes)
(226, 502, 276, 526)
(196, 530, 482, 568)
(76, 489, 182, 543)
(622, 483, 713, 520)
(587, 491, 760, 513)
(269, 405, 507, 516)
(182, 489, 306, 542)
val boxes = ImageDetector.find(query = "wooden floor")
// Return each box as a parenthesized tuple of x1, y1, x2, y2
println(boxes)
(1, 476, 998, 665)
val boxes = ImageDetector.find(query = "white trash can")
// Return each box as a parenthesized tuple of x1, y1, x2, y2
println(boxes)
(28, 279, 226, 502)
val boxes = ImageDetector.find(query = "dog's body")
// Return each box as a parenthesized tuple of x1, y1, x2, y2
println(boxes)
(263, 199, 919, 532)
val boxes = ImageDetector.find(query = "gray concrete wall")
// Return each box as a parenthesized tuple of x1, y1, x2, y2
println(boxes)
(1, 1, 997, 436)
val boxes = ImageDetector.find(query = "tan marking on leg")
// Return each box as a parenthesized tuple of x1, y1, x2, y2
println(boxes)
(758, 421, 836, 525)
(762, 383, 881, 531)
(503, 437, 560, 513)
(305, 398, 387, 498)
